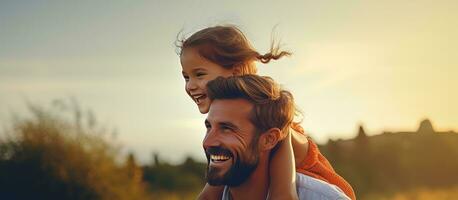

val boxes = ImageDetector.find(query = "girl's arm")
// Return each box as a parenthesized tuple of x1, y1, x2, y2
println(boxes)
(291, 125, 309, 167)
(267, 127, 299, 200)
(197, 184, 224, 200)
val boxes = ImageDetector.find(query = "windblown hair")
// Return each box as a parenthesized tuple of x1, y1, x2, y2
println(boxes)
(206, 75, 296, 137)
(177, 25, 291, 75)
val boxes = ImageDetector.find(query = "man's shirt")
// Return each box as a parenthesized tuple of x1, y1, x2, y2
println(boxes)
(221, 173, 351, 200)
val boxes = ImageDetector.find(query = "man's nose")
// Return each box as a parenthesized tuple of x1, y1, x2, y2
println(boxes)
(203, 130, 220, 149)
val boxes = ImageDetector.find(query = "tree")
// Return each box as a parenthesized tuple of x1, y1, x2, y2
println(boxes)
(0, 102, 150, 200)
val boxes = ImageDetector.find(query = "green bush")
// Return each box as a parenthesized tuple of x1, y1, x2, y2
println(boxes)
(0, 102, 150, 200)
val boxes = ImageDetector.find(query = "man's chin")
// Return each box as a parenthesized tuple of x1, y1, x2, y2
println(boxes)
(206, 163, 253, 187)
(206, 165, 230, 186)
(207, 178, 224, 186)
(205, 149, 260, 187)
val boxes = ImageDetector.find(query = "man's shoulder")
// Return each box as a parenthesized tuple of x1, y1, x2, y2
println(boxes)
(296, 173, 351, 200)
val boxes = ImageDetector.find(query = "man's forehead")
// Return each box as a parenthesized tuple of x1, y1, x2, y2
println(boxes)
(207, 99, 253, 121)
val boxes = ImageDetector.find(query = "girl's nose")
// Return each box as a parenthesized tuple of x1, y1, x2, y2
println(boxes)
(186, 79, 198, 91)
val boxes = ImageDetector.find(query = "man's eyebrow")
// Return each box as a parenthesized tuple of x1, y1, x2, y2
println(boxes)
(219, 122, 240, 131)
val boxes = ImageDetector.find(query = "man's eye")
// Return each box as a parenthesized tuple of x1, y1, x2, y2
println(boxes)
(183, 76, 189, 81)
(222, 126, 233, 132)
(196, 73, 206, 77)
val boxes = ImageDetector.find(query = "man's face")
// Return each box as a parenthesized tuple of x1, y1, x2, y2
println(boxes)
(203, 99, 260, 186)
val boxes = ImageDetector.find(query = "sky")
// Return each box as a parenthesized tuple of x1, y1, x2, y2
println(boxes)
(1, 0, 457, 164)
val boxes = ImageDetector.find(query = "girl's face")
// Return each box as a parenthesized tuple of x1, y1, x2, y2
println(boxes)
(181, 47, 235, 114)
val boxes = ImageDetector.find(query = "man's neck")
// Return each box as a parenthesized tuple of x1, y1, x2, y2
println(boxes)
(228, 157, 270, 200)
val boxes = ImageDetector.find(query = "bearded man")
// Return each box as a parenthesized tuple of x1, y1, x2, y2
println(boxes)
(202, 75, 350, 200)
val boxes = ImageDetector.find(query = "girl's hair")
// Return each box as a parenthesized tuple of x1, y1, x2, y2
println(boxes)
(176, 25, 291, 75)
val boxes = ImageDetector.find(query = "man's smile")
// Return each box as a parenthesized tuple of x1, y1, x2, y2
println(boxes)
(206, 147, 234, 168)
(210, 154, 231, 162)
(209, 154, 233, 168)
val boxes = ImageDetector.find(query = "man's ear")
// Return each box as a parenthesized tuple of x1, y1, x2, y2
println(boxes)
(258, 128, 282, 151)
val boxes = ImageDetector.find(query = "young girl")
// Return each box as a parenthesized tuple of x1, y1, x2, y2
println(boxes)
(178, 25, 356, 200)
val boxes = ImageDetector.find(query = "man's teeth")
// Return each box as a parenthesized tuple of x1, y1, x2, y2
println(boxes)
(210, 154, 230, 161)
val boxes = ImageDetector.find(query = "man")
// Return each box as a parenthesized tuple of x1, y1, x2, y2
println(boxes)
(203, 75, 350, 200)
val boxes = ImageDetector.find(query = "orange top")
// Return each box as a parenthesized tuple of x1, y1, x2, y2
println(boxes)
(293, 123, 356, 200)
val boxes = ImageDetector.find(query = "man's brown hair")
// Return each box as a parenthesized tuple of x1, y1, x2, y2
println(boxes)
(206, 74, 297, 137)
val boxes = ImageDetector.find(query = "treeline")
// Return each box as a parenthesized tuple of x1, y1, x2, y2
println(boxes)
(0, 103, 150, 200)
(142, 154, 206, 198)
(319, 124, 458, 199)
(1, 102, 457, 199)
(0, 102, 206, 199)
(140, 122, 458, 199)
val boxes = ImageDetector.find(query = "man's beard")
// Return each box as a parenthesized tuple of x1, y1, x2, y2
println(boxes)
(205, 142, 259, 187)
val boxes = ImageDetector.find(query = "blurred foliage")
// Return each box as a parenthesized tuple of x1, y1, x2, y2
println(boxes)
(0, 101, 150, 200)
(365, 186, 458, 200)
(2, 101, 457, 200)
(142, 153, 206, 199)
(140, 120, 458, 199)
(319, 123, 458, 199)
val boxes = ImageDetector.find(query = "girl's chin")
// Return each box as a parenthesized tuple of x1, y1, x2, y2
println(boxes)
(197, 104, 210, 114)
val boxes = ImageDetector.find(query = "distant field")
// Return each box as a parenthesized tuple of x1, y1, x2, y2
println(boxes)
(364, 186, 458, 200)
(149, 190, 200, 200)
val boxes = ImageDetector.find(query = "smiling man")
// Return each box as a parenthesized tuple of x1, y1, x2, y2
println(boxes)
(203, 75, 350, 200)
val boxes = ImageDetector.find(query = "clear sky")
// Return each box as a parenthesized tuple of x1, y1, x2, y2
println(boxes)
(1, 0, 457, 163)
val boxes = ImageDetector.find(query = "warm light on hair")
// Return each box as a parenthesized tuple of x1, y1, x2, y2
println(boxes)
(177, 25, 291, 75)
(206, 74, 296, 136)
